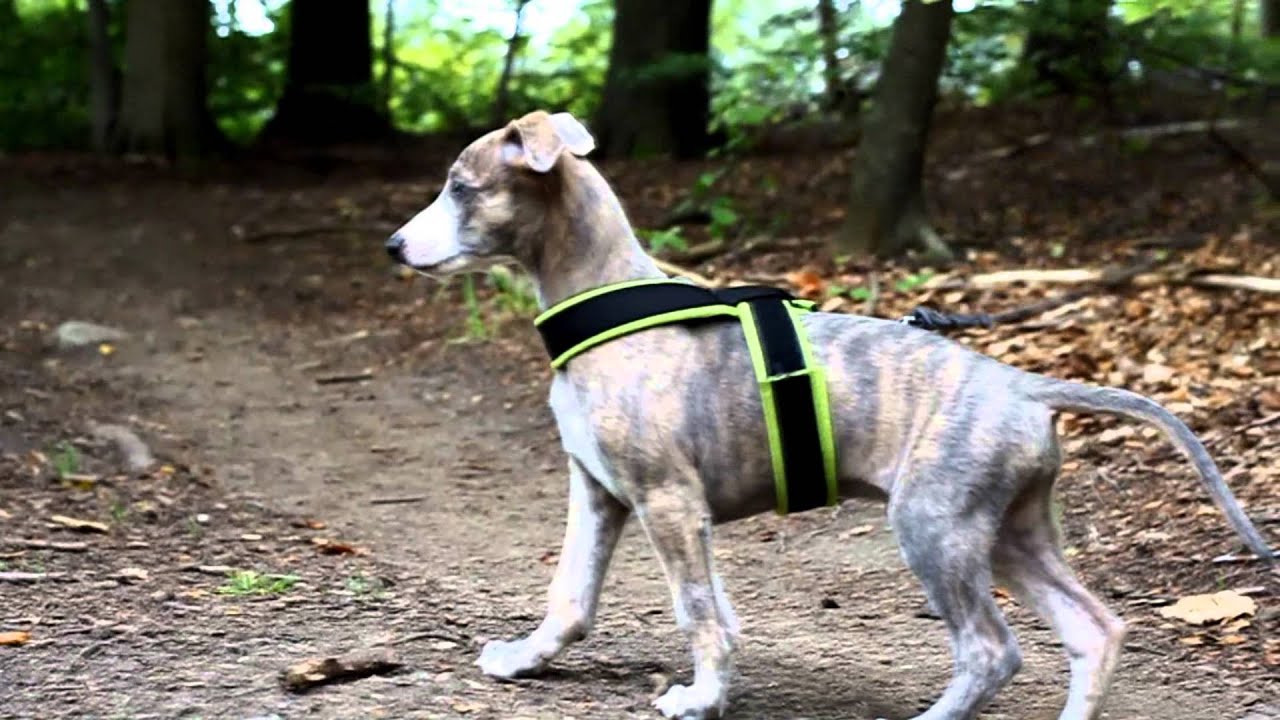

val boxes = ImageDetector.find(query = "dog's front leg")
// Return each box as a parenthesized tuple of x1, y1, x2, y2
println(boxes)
(639, 484, 738, 720)
(477, 457, 629, 679)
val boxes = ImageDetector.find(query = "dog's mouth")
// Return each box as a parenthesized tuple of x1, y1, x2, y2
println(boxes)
(405, 252, 515, 279)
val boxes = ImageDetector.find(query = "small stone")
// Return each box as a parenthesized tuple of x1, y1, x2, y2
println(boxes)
(195, 513, 210, 524)
(820, 597, 840, 609)
(240, 533, 263, 541)
(51, 321, 129, 350)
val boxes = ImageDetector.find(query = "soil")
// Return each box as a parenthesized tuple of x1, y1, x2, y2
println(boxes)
(1, 112, 1278, 720)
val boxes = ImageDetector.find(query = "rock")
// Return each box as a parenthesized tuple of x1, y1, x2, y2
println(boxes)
(88, 422, 155, 472)
(51, 321, 129, 350)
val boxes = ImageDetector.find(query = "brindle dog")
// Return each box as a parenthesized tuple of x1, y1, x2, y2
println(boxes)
(385, 110, 1274, 720)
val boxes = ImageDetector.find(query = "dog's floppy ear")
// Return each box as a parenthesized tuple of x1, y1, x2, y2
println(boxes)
(501, 110, 596, 173)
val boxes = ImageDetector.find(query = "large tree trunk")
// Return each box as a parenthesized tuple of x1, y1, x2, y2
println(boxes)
(837, 0, 954, 260)
(114, 0, 221, 158)
(86, 0, 119, 152)
(260, 0, 390, 145)
(1264, 0, 1280, 37)
(594, 0, 714, 159)
(1021, 0, 1114, 94)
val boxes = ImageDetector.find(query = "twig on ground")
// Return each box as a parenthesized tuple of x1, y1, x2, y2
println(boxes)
(369, 495, 426, 506)
(654, 258, 719, 287)
(4, 538, 89, 552)
(314, 369, 375, 385)
(389, 629, 471, 647)
(280, 647, 404, 692)
(0, 571, 68, 583)
(862, 272, 881, 317)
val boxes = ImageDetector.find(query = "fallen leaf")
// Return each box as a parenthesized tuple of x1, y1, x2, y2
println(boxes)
(1179, 634, 1206, 646)
(1142, 363, 1176, 385)
(311, 537, 364, 555)
(115, 567, 149, 582)
(292, 518, 327, 530)
(1158, 590, 1257, 626)
(1219, 634, 1248, 645)
(785, 270, 827, 299)
(49, 514, 109, 533)
(0, 631, 31, 646)
(98, 343, 115, 356)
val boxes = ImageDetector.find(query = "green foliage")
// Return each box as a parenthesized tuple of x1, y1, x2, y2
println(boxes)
(895, 270, 935, 293)
(217, 569, 299, 596)
(640, 227, 689, 254)
(0, 2, 100, 150)
(208, 0, 289, 143)
(51, 441, 80, 479)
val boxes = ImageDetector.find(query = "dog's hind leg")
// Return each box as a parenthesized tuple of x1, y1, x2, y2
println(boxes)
(993, 475, 1126, 720)
(477, 457, 629, 679)
(890, 476, 1023, 720)
(638, 482, 737, 720)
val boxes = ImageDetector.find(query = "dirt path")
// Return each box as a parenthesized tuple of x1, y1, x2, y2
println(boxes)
(2, 174, 1276, 720)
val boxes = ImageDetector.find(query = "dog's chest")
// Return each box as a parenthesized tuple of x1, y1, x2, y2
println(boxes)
(548, 374, 625, 500)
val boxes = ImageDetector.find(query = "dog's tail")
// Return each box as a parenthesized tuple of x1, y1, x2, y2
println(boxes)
(1025, 376, 1275, 561)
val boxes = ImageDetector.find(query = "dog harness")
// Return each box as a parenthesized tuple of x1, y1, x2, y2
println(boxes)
(534, 278, 838, 515)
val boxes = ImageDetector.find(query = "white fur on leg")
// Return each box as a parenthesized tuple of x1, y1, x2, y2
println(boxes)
(654, 678, 728, 720)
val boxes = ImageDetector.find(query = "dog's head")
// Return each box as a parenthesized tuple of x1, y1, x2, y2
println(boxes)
(385, 110, 596, 276)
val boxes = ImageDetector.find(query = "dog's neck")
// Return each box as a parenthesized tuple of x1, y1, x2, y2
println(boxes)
(529, 160, 664, 310)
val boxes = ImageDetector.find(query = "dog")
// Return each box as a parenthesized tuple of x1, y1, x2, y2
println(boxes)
(385, 109, 1275, 720)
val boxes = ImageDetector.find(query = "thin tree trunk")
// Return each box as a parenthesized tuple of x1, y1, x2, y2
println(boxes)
(817, 0, 842, 111)
(837, 0, 954, 260)
(594, 0, 714, 159)
(381, 0, 395, 115)
(491, 0, 531, 127)
(260, 0, 390, 145)
(1264, 0, 1280, 37)
(114, 0, 221, 158)
(86, 0, 119, 152)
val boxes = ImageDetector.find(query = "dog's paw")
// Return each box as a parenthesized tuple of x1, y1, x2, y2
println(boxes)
(653, 682, 726, 720)
(475, 638, 548, 680)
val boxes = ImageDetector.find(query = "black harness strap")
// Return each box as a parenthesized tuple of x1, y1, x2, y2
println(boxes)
(535, 280, 837, 516)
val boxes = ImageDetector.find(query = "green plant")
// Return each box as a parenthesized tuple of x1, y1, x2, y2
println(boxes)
(706, 197, 741, 240)
(51, 441, 79, 479)
(217, 570, 299, 596)
(110, 500, 129, 524)
(461, 275, 488, 340)
(486, 266, 539, 318)
(345, 574, 388, 599)
(639, 227, 689, 254)
(895, 270, 936, 293)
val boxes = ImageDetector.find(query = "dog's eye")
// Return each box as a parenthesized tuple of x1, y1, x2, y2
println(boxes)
(449, 181, 473, 200)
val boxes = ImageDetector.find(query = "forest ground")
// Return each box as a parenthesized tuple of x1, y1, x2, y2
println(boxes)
(1, 103, 1278, 719)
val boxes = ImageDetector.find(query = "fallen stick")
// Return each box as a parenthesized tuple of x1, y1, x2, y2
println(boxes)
(0, 571, 68, 583)
(369, 495, 426, 506)
(926, 266, 1280, 294)
(280, 647, 403, 692)
(4, 538, 89, 552)
(315, 369, 375, 385)
(653, 258, 719, 287)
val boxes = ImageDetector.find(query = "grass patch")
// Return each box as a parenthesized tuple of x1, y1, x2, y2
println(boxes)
(217, 570, 300, 596)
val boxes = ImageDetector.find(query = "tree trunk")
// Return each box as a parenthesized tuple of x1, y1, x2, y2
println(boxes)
(817, 0, 842, 112)
(260, 0, 390, 145)
(1264, 0, 1280, 37)
(1021, 0, 1114, 95)
(86, 0, 119, 152)
(594, 0, 714, 159)
(114, 0, 221, 158)
(837, 0, 954, 260)
(491, 0, 531, 127)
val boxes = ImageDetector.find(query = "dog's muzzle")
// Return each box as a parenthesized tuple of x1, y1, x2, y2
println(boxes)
(385, 233, 406, 263)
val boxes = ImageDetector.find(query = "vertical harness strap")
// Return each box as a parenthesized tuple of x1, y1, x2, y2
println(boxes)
(738, 299, 838, 514)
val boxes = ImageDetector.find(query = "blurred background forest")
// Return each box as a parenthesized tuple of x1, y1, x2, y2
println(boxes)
(3, 0, 1278, 260)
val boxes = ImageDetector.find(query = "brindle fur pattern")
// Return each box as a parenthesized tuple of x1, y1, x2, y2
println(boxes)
(385, 110, 1275, 720)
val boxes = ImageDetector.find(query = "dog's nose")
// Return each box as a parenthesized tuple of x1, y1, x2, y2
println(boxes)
(385, 233, 405, 263)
